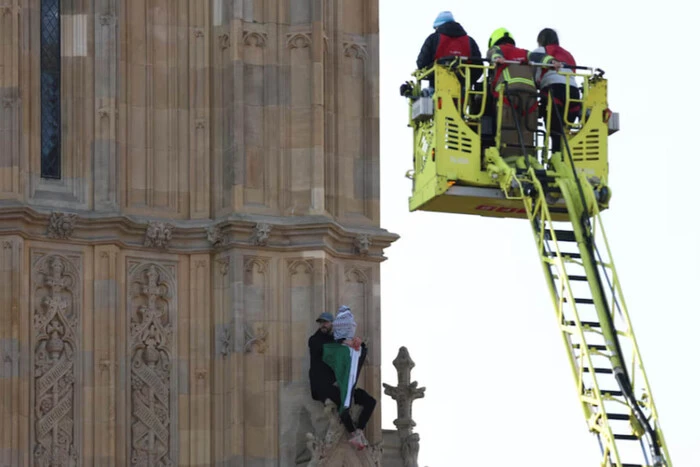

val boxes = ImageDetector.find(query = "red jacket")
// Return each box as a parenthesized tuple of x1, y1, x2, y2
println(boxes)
(435, 34, 472, 60)
(487, 44, 536, 95)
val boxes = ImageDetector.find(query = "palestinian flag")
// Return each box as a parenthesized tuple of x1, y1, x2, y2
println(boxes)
(322, 343, 361, 413)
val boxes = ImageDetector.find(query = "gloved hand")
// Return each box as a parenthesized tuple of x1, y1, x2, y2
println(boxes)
(399, 81, 414, 97)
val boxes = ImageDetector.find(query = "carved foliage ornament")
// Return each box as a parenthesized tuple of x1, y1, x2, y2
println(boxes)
(286, 32, 312, 49)
(218, 33, 230, 50)
(47, 212, 78, 239)
(32, 255, 79, 466)
(244, 324, 268, 354)
(243, 30, 267, 47)
(217, 256, 230, 276)
(219, 321, 233, 357)
(129, 264, 174, 467)
(305, 400, 383, 466)
(343, 41, 368, 60)
(144, 222, 174, 249)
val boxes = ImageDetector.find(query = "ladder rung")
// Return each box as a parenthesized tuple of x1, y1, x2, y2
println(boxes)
(583, 367, 613, 374)
(600, 389, 624, 397)
(566, 275, 587, 281)
(613, 434, 639, 441)
(564, 297, 595, 305)
(606, 413, 631, 420)
(544, 250, 582, 259)
(544, 229, 576, 242)
(573, 343, 607, 351)
(566, 320, 601, 328)
(613, 464, 644, 467)
(549, 206, 568, 214)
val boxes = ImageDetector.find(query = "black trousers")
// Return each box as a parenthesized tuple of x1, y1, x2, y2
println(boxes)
(313, 384, 376, 433)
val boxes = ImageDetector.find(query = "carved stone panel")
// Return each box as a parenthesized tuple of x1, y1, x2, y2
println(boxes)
(343, 267, 370, 340)
(30, 252, 82, 466)
(126, 261, 177, 467)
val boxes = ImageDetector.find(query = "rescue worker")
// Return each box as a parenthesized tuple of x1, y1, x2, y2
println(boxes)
(486, 27, 540, 158)
(529, 28, 581, 153)
(416, 11, 482, 88)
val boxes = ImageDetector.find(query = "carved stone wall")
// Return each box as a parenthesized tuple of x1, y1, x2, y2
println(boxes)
(126, 261, 177, 466)
(30, 251, 82, 467)
(0, 0, 395, 465)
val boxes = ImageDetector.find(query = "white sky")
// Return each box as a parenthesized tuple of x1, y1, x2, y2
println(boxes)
(378, 1, 700, 466)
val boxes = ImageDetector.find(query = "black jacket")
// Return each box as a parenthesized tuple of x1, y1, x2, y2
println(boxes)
(416, 21, 483, 84)
(308, 329, 337, 396)
(308, 330, 369, 400)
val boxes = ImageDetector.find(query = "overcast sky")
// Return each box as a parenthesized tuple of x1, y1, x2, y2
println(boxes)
(378, 1, 699, 465)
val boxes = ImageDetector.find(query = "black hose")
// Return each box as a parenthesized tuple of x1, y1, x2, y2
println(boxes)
(552, 103, 663, 463)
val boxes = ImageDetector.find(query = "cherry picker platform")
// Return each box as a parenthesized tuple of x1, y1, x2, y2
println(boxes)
(402, 57, 671, 467)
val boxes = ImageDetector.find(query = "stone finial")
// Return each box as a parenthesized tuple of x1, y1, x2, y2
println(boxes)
(354, 234, 372, 256)
(47, 212, 78, 239)
(144, 221, 174, 249)
(252, 222, 272, 246)
(383, 347, 426, 467)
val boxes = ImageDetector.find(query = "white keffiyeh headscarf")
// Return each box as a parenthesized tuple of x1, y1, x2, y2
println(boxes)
(332, 305, 356, 340)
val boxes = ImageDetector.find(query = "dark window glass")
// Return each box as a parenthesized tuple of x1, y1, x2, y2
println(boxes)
(40, 0, 61, 179)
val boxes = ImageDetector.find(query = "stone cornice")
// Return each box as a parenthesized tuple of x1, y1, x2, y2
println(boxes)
(0, 205, 400, 261)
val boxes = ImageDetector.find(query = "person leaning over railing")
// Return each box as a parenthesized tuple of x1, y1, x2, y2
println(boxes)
(528, 28, 581, 154)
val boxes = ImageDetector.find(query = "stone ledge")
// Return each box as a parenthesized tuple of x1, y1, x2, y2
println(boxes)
(0, 204, 399, 260)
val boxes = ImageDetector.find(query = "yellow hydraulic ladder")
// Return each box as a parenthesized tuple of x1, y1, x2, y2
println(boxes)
(492, 157, 672, 467)
(404, 57, 673, 466)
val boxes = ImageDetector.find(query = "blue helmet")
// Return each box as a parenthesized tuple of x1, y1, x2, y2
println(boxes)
(433, 11, 454, 29)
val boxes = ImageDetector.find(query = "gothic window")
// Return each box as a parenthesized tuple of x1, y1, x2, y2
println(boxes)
(40, 0, 61, 179)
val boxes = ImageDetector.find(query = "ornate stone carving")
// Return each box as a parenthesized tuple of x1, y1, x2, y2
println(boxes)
(0, 5, 12, 16)
(99, 13, 115, 26)
(2, 240, 12, 249)
(97, 106, 112, 119)
(218, 321, 233, 357)
(288, 259, 314, 275)
(195, 118, 206, 129)
(206, 225, 224, 248)
(345, 267, 369, 284)
(243, 30, 267, 47)
(251, 222, 271, 246)
(47, 212, 78, 239)
(218, 33, 230, 49)
(144, 222, 174, 249)
(244, 257, 269, 275)
(343, 41, 368, 61)
(286, 32, 312, 49)
(217, 256, 230, 276)
(32, 255, 80, 467)
(305, 400, 383, 466)
(354, 234, 372, 256)
(243, 324, 268, 354)
(2, 96, 16, 108)
(383, 347, 425, 467)
(128, 263, 174, 467)
(194, 29, 204, 38)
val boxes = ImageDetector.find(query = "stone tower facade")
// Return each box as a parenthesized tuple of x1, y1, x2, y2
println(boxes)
(0, 1, 397, 465)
